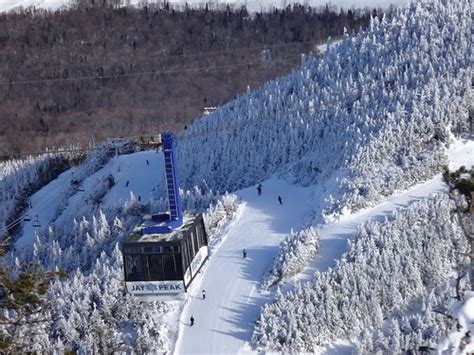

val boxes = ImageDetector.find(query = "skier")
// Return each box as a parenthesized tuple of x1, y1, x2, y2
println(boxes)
(125, 180, 129, 187)
(146, 159, 150, 166)
(278, 195, 283, 205)
(243, 248, 247, 258)
(190, 315, 195, 326)
(257, 183, 262, 196)
(202, 289, 206, 300)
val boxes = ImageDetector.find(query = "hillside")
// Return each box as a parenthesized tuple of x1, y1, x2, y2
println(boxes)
(176, 0, 471, 216)
(2, 137, 472, 352)
(179, 138, 473, 354)
(0, 0, 472, 352)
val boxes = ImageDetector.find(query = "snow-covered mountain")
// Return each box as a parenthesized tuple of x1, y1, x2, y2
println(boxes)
(177, 0, 471, 218)
(0, 0, 472, 352)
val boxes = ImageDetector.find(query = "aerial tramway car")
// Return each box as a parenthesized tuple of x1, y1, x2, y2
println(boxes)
(122, 133, 209, 300)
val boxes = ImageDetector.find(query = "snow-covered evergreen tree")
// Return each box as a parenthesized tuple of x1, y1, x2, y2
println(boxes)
(253, 194, 467, 352)
(175, 0, 471, 219)
(4, 183, 239, 351)
(263, 227, 319, 288)
(0, 152, 82, 239)
(357, 286, 458, 354)
(1, 0, 471, 351)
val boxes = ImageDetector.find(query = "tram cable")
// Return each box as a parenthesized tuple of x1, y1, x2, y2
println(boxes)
(1, 56, 303, 86)
(0, 110, 283, 236)
(2, 39, 325, 78)
(1, 62, 469, 158)
(0, 63, 469, 236)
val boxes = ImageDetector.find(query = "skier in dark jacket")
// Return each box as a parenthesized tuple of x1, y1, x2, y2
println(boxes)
(278, 195, 283, 204)
(243, 248, 247, 258)
(202, 290, 206, 300)
(190, 315, 195, 326)
(257, 184, 262, 196)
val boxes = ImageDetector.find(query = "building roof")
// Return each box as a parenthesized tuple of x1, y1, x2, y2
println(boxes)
(124, 215, 196, 244)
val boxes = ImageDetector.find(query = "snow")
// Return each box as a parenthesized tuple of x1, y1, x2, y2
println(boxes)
(9, 128, 473, 352)
(299, 138, 474, 281)
(174, 178, 314, 354)
(173, 174, 444, 353)
(0, 0, 61, 11)
(173, 137, 474, 354)
(15, 150, 163, 250)
(300, 175, 447, 280)
(56, 150, 163, 218)
(440, 291, 474, 354)
(0, 0, 409, 13)
(458, 294, 474, 328)
(0, 0, 470, 348)
(7, 136, 473, 351)
(316, 39, 343, 54)
(317, 340, 353, 355)
(15, 167, 79, 249)
(447, 137, 474, 171)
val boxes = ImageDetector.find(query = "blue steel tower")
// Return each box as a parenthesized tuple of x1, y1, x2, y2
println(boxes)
(161, 132, 183, 228)
(143, 132, 184, 234)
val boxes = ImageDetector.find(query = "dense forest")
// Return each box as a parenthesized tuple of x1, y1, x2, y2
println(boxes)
(0, 2, 375, 155)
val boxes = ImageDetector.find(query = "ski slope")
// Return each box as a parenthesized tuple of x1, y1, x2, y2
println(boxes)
(10, 136, 472, 352)
(174, 178, 315, 354)
(174, 138, 474, 354)
(299, 174, 448, 282)
(15, 150, 163, 250)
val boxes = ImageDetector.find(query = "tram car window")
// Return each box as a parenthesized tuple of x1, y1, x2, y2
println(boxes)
(122, 214, 208, 299)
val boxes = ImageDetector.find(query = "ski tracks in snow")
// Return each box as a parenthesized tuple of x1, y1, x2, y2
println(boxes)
(174, 175, 449, 354)
(298, 175, 448, 284)
(174, 137, 474, 354)
(174, 178, 314, 354)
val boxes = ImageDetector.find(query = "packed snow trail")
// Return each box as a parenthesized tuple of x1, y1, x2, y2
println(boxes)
(174, 176, 447, 354)
(174, 178, 314, 354)
(175, 138, 474, 354)
(299, 137, 474, 281)
(299, 175, 448, 283)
